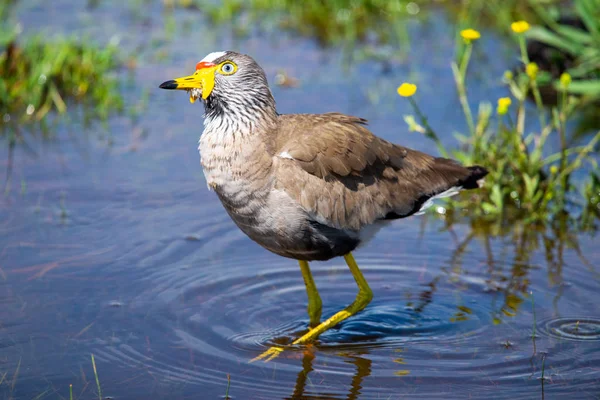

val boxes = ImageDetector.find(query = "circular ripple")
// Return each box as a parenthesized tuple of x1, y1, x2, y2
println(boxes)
(228, 291, 491, 352)
(541, 317, 600, 341)
(83, 224, 600, 399)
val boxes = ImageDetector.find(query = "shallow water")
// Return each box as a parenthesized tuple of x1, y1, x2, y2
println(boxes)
(1, 2, 600, 399)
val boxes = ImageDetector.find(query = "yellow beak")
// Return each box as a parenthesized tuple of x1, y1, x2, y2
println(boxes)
(159, 63, 219, 103)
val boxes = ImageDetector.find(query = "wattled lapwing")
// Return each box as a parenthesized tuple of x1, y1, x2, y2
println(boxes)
(160, 51, 488, 361)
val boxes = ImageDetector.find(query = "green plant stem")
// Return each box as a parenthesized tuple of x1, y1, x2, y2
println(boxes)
(518, 33, 547, 132)
(459, 42, 473, 79)
(557, 131, 600, 178)
(530, 80, 547, 128)
(225, 373, 231, 399)
(543, 146, 591, 165)
(408, 97, 448, 157)
(516, 98, 526, 137)
(518, 35, 530, 64)
(91, 354, 102, 400)
(557, 89, 569, 208)
(452, 62, 475, 137)
(505, 112, 516, 132)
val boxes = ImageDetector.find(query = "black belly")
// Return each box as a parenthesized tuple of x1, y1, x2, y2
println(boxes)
(217, 192, 360, 262)
(229, 210, 360, 261)
(268, 220, 361, 261)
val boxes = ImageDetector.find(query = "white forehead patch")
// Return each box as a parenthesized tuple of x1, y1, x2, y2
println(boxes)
(201, 51, 227, 63)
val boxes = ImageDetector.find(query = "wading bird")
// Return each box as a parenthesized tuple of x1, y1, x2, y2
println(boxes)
(160, 51, 488, 361)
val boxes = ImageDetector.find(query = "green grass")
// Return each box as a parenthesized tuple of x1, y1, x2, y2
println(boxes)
(189, 0, 566, 60)
(0, 33, 123, 130)
(91, 354, 102, 400)
(402, 19, 599, 233)
(525, 0, 600, 102)
(196, 0, 427, 61)
(225, 373, 231, 399)
(0, 5, 124, 135)
(395, 12, 599, 322)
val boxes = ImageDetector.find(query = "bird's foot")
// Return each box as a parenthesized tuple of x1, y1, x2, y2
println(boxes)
(250, 310, 354, 363)
(250, 345, 285, 363)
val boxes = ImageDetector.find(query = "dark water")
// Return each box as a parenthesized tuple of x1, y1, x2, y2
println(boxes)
(2, 2, 600, 399)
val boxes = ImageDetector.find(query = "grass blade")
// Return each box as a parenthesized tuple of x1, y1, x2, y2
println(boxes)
(91, 354, 102, 400)
(526, 26, 583, 55)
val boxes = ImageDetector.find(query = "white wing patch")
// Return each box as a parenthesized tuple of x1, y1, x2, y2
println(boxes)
(356, 187, 461, 246)
(413, 186, 461, 215)
(278, 151, 294, 160)
(201, 51, 227, 63)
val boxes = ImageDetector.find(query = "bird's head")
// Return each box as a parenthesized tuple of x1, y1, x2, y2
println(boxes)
(159, 51, 276, 122)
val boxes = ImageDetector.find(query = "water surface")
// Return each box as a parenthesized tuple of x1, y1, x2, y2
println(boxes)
(1, 2, 599, 399)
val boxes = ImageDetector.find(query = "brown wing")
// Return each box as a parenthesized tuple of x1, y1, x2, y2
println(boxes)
(274, 113, 487, 231)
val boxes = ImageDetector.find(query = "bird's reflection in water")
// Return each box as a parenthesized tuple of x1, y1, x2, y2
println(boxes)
(286, 349, 373, 400)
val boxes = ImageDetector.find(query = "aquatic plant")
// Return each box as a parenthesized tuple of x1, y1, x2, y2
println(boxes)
(524, 0, 600, 103)
(91, 354, 102, 400)
(202, 0, 420, 45)
(401, 22, 600, 232)
(194, 0, 562, 52)
(0, 25, 124, 133)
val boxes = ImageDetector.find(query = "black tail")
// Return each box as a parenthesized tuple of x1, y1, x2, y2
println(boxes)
(460, 165, 489, 190)
(383, 164, 489, 220)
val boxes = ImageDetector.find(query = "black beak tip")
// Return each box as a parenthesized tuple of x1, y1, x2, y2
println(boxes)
(159, 80, 178, 90)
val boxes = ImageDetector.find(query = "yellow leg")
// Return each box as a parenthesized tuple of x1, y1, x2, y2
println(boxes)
(251, 253, 372, 362)
(299, 260, 322, 328)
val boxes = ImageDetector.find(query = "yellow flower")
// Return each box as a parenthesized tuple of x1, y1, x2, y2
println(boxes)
(511, 21, 530, 34)
(497, 97, 512, 115)
(559, 72, 572, 88)
(550, 165, 559, 174)
(460, 29, 481, 43)
(397, 83, 417, 97)
(526, 62, 538, 80)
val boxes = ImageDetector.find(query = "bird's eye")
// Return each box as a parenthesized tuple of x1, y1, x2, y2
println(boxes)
(220, 62, 237, 75)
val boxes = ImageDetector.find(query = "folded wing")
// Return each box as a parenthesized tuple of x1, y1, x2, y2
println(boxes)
(274, 113, 487, 231)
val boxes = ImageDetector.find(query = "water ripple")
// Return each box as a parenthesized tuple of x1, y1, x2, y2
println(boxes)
(541, 317, 600, 341)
